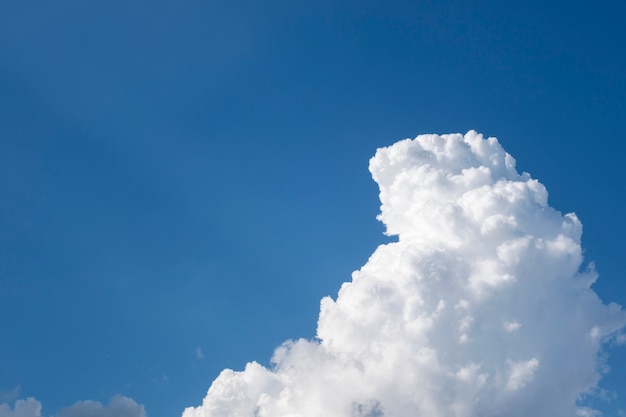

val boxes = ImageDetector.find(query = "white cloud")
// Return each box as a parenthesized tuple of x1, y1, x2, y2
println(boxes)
(503, 320, 522, 333)
(0, 396, 146, 417)
(57, 395, 145, 417)
(0, 398, 41, 417)
(183, 132, 626, 417)
(506, 358, 540, 391)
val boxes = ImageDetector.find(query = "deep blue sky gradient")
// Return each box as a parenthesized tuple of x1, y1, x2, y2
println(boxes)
(1, 1, 626, 416)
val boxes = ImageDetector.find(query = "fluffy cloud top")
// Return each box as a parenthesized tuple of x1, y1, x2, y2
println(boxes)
(183, 131, 625, 417)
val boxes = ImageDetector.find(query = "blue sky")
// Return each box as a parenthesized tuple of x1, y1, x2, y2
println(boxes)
(1, 1, 626, 416)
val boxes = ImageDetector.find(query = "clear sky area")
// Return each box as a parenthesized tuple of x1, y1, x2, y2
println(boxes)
(1, 1, 626, 416)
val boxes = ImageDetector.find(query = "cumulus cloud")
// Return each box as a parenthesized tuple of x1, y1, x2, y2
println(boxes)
(57, 395, 146, 417)
(0, 396, 145, 417)
(183, 131, 626, 417)
(0, 398, 41, 417)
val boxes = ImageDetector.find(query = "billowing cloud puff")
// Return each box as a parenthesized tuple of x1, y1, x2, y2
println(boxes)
(183, 131, 625, 417)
